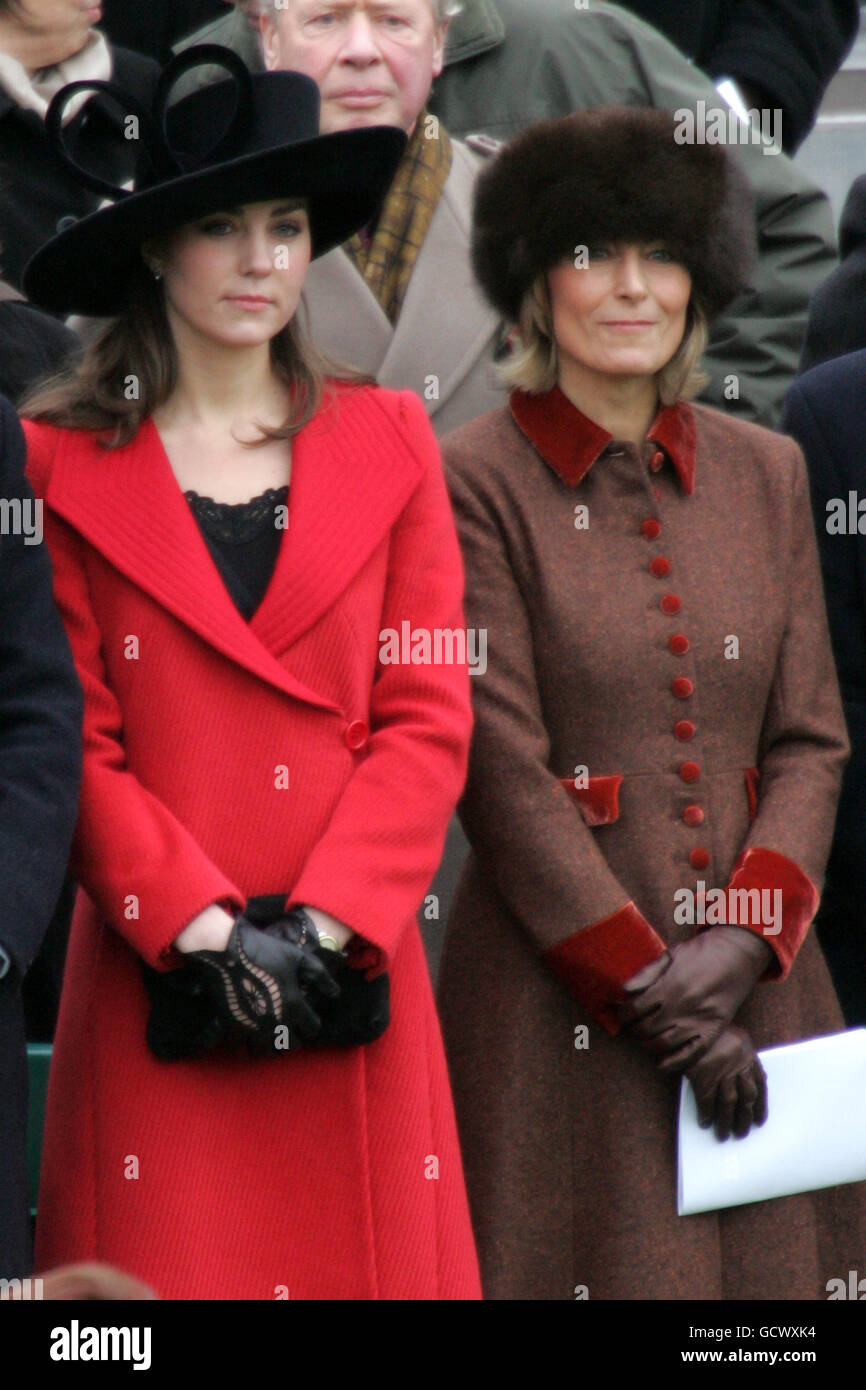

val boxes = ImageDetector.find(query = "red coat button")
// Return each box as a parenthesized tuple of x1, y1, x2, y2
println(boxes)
(683, 805, 704, 826)
(674, 719, 696, 741)
(660, 594, 681, 615)
(650, 450, 664, 472)
(650, 556, 671, 578)
(640, 518, 661, 540)
(669, 633, 690, 655)
(672, 677, 694, 699)
(690, 848, 710, 870)
(679, 761, 700, 782)
(653, 487, 661, 499)
(344, 719, 369, 750)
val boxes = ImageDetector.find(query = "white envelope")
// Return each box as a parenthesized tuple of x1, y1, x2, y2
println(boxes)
(678, 1028, 866, 1215)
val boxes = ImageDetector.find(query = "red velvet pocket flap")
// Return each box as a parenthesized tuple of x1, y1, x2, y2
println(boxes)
(560, 774, 623, 827)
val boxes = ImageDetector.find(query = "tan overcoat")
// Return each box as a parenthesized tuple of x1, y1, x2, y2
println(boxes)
(299, 140, 506, 435)
(438, 386, 866, 1300)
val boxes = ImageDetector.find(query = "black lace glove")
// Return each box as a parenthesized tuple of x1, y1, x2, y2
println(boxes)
(185, 912, 340, 1052)
(264, 908, 391, 1047)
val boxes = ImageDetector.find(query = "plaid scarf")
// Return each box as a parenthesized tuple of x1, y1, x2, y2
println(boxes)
(344, 111, 453, 324)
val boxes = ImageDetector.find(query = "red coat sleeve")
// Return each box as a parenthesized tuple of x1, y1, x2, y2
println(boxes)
(444, 440, 667, 1034)
(286, 392, 474, 968)
(25, 421, 245, 969)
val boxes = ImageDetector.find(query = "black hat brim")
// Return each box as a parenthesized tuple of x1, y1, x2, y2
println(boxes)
(23, 124, 405, 317)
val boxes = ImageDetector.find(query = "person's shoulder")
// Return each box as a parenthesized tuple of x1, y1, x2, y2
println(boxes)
(110, 44, 162, 100)
(320, 381, 439, 464)
(691, 401, 808, 494)
(0, 394, 33, 493)
(0, 301, 79, 389)
(690, 400, 790, 452)
(18, 416, 104, 492)
(790, 350, 866, 418)
(493, 0, 634, 41)
(441, 404, 522, 485)
(19, 416, 64, 487)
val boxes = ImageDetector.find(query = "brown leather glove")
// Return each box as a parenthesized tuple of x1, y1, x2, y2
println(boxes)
(686, 1025, 768, 1140)
(616, 926, 774, 1072)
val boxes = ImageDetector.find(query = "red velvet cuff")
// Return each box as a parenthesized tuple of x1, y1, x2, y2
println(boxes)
(724, 847, 819, 979)
(543, 902, 667, 1035)
(560, 775, 622, 826)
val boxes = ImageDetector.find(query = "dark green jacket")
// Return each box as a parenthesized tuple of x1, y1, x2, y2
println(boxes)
(178, 0, 838, 428)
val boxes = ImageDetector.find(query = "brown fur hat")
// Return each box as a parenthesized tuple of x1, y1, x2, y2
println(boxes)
(471, 105, 757, 324)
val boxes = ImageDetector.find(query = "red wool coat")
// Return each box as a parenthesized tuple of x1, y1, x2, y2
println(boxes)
(25, 383, 481, 1301)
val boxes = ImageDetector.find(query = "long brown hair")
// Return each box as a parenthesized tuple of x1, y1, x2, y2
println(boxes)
(22, 256, 370, 449)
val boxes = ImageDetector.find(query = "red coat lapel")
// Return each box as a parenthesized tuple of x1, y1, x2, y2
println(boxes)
(42, 388, 425, 708)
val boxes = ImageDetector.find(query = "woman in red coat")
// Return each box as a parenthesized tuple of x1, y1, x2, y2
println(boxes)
(20, 50, 480, 1300)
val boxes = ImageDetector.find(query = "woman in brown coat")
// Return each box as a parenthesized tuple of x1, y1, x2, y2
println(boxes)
(438, 107, 866, 1300)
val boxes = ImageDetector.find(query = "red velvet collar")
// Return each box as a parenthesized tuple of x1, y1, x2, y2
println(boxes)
(509, 385, 696, 495)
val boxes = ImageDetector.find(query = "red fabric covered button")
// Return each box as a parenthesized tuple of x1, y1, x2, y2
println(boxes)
(344, 719, 369, 750)
(650, 450, 664, 472)
(660, 594, 681, 615)
(690, 848, 710, 870)
(679, 761, 700, 783)
(683, 805, 705, 827)
(669, 633, 690, 655)
(650, 556, 671, 578)
(674, 719, 696, 741)
(672, 677, 694, 699)
(653, 487, 661, 499)
(640, 518, 661, 540)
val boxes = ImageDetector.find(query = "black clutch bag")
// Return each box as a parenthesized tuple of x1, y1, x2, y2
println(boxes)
(141, 959, 226, 1062)
(311, 949, 390, 1047)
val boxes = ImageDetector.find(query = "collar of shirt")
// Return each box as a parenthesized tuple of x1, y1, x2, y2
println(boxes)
(509, 383, 696, 495)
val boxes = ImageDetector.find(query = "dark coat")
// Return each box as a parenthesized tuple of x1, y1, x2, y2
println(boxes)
(0, 395, 82, 1278)
(0, 290, 81, 1045)
(614, 0, 858, 149)
(438, 388, 862, 1300)
(0, 45, 159, 301)
(781, 352, 866, 1025)
(0, 297, 79, 407)
(99, 1, 226, 62)
(800, 175, 866, 373)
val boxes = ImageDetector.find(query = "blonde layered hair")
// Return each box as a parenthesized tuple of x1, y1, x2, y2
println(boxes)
(500, 273, 710, 404)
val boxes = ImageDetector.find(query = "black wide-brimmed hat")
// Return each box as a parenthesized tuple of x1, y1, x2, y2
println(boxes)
(471, 105, 757, 324)
(23, 45, 406, 317)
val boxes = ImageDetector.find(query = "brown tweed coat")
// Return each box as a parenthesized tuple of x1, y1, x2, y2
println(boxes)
(438, 385, 866, 1300)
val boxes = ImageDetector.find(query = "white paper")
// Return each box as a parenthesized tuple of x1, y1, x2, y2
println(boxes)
(677, 1028, 866, 1215)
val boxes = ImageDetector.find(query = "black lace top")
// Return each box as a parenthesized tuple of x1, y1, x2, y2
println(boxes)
(185, 484, 289, 621)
